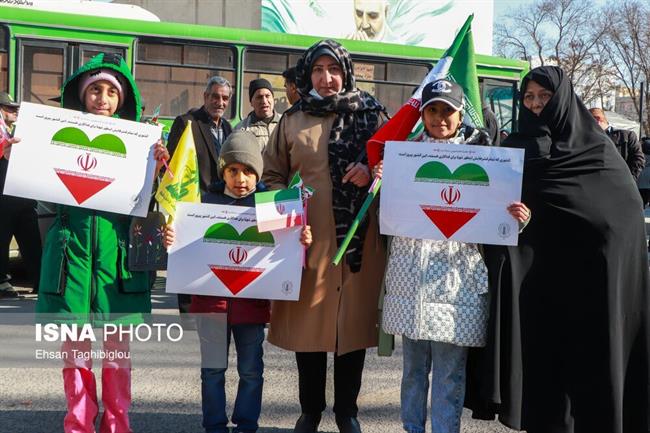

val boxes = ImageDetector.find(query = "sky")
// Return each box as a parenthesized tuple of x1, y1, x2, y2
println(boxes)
(493, 0, 535, 19)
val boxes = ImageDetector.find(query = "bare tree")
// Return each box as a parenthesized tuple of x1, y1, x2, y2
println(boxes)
(598, 0, 650, 134)
(495, 0, 614, 106)
(494, 2, 548, 64)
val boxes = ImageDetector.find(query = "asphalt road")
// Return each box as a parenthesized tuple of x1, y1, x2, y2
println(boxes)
(0, 272, 520, 433)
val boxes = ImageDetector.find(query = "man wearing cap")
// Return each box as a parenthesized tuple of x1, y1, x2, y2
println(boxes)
(0, 92, 42, 297)
(235, 78, 281, 152)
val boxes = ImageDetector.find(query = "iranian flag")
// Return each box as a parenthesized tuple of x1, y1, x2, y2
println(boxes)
(288, 171, 314, 201)
(367, 14, 484, 169)
(255, 187, 303, 233)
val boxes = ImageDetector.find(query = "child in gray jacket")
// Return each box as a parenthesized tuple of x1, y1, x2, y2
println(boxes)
(376, 79, 530, 433)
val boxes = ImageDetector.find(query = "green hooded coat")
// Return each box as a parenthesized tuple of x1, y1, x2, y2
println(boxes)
(36, 53, 151, 323)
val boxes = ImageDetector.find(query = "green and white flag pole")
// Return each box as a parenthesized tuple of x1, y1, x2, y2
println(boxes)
(333, 14, 482, 266)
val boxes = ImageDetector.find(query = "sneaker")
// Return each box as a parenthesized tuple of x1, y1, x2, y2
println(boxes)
(0, 282, 19, 298)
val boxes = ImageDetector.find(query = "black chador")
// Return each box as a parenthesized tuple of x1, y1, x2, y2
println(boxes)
(466, 66, 650, 433)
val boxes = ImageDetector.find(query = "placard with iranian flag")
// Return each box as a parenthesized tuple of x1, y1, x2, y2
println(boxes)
(3, 102, 161, 217)
(380, 140, 524, 245)
(166, 202, 303, 300)
(255, 187, 304, 232)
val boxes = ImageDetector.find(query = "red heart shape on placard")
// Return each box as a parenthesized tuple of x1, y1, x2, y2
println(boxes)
(209, 265, 264, 295)
(420, 205, 479, 238)
(54, 169, 114, 204)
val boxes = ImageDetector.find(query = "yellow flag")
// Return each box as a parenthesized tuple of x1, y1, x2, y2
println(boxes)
(155, 121, 200, 218)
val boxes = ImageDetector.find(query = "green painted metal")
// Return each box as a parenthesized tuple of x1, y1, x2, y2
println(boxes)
(0, 5, 528, 78)
(0, 5, 529, 129)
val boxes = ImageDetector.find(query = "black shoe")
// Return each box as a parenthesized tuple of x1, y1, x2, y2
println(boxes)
(335, 416, 361, 433)
(294, 413, 321, 433)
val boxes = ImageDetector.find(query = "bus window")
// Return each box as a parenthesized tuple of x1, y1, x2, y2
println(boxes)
(482, 79, 518, 133)
(0, 26, 7, 93)
(242, 50, 302, 117)
(354, 59, 428, 115)
(20, 42, 65, 106)
(243, 51, 428, 118)
(80, 44, 125, 65)
(135, 41, 236, 120)
(387, 63, 429, 84)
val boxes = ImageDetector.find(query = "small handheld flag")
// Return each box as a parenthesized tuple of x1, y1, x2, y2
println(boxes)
(255, 188, 304, 233)
(151, 104, 161, 124)
(155, 121, 200, 220)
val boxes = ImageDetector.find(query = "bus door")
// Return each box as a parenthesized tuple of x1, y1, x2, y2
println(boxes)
(482, 78, 518, 133)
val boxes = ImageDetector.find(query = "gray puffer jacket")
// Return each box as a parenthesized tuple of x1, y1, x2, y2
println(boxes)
(381, 127, 490, 347)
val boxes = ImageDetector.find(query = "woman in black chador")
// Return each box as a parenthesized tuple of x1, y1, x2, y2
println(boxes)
(466, 66, 650, 433)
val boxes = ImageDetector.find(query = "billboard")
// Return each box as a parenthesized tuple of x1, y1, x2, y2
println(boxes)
(261, 0, 494, 55)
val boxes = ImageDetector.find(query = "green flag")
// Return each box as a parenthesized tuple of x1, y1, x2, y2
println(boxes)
(404, 14, 483, 140)
(444, 14, 484, 127)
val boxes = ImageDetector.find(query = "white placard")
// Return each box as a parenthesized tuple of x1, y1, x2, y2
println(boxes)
(166, 202, 303, 300)
(380, 141, 525, 245)
(3, 102, 161, 217)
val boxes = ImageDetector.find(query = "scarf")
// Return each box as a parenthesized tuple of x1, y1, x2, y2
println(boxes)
(290, 39, 386, 272)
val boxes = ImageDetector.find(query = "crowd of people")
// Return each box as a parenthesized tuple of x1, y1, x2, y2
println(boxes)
(1, 38, 649, 433)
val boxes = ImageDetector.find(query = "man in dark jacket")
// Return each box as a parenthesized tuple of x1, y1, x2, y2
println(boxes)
(167, 76, 233, 312)
(589, 108, 645, 179)
(0, 92, 42, 297)
(637, 137, 650, 207)
(482, 105, 501, 146)
(167, 76, 233, 191)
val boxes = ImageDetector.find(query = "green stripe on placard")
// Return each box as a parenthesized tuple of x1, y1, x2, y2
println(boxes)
(414, 162, 489, 185)
(203, 223, 275, 246)
(255, 188, 300, 205)
(51, 127, 127, 157)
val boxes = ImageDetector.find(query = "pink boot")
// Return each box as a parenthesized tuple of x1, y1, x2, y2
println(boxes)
(62, 340, 98, 433)
(99, 336, 132, 433)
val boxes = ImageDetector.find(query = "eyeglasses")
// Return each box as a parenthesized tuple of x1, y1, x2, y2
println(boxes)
(1, 105, 18, 113)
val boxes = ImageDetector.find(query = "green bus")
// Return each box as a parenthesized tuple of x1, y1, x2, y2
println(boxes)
(0, 3, 527, 132)
(1, 2, 528, 262)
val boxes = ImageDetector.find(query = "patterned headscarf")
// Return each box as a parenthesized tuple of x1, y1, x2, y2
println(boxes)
(289, 39, 386, 272)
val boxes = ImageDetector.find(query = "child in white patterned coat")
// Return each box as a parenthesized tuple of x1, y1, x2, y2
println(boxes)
(374, 79, 530, 433)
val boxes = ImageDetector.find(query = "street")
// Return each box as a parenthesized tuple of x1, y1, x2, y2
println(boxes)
(0, 274, 519, 433)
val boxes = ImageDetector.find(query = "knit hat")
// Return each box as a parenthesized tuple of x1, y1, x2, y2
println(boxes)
(248, 78, 273, 101)
(78, 68, 128, 108)
(218, 131, 264, 180)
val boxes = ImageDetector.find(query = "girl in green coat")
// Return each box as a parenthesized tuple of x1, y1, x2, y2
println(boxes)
(6, 53, 169, 433)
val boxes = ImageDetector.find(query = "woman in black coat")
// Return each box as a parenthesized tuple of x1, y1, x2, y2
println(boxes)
(466, 66, 649, 433)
